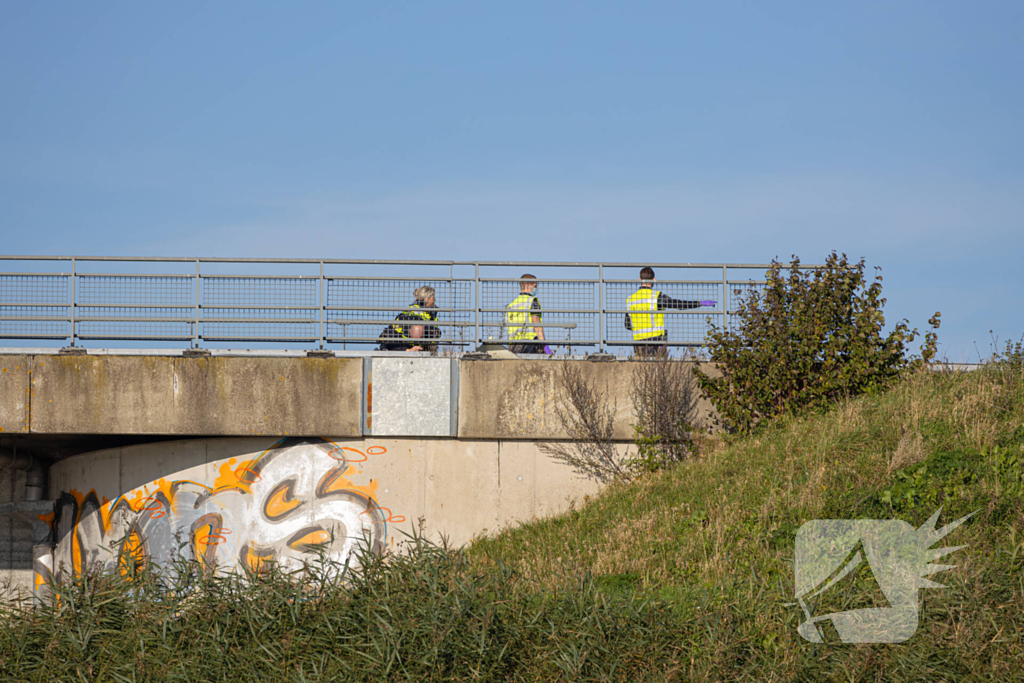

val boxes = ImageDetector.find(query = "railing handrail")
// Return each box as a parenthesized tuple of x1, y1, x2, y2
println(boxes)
(0, 255, 826, 352)
(0, 255, 825, 269)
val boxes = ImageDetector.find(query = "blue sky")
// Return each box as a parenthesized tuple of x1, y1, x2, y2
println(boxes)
(1, 1, 1021, 357)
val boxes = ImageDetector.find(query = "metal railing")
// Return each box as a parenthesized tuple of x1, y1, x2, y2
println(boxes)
(0, 256, 815, 353)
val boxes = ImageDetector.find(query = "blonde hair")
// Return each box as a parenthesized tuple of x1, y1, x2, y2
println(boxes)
(414, 286, 435, 301)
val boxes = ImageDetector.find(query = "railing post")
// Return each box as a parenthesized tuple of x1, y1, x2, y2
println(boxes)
(474, 263, 481, 347)
(319, 261, 325, 350)
(194, 259, 200, 349)
(722, 265, 728, 333)
(69, 257, 76, 347)
(598, 264, 605, 353)
(449, 262, 454, 347)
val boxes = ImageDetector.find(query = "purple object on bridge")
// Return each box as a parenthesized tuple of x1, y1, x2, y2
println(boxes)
(700, 300, 717, 307)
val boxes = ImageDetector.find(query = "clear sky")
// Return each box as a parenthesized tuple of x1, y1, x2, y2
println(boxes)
(1, 1, 1021, 358)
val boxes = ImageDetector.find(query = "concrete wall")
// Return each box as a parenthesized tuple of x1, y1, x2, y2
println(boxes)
(47, 437, 604, 578)
(459, 360, 635, 440)
(458, 359, 720, 440)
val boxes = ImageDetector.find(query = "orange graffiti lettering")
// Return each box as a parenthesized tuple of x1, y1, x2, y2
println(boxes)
(317, 465, 380, 502)
(361, 507, 405, 524)
(264, 482, 302, 519)
(212, 458, 260, 495)
(288, 529, 331, 549)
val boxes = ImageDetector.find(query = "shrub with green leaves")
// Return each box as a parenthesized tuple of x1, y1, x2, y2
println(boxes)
(990, 334, 1024, 387)
(694, 252, 939, 433)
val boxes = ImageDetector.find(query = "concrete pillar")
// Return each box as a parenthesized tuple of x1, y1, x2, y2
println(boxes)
(1, 446, 54, 601)
(0, 464, 33, 600)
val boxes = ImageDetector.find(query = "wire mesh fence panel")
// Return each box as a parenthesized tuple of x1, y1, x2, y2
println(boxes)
(203, 277, 317, 308)
(0, 274, 70, 305)
(0, 305, 70, 338)
(78, 275, 194, 307)
(726, 280, 768, 334)
(202, 277, 318, 342)
(325, 278, 474, 346)
(76, 307, 193, 340)
(201, 308, 319, 342)
(603, 281, 723, 347)
(479, 279, 598, 348)
(0, 274, 70, 338)
(75, 275, 195, 340)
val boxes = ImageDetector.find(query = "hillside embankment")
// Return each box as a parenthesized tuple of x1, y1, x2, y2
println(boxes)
(2, 365, 1022, 681)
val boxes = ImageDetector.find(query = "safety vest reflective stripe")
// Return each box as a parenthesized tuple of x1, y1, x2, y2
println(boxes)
(627, 288, 665, 340)
(505, 294, 539, 340)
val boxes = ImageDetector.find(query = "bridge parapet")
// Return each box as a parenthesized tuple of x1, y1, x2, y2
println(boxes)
(1, 352, 718, 440)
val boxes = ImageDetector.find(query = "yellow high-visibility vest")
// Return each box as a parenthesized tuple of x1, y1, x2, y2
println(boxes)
(627, 288, 665, 340)
(389, 303, 433, 339)
(505, 293, 540, 340)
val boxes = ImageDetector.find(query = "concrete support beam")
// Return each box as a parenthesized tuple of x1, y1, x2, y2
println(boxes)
(0, 356, 31, 434)
(4, 353, 721, 441)
(29, 356, 363, 436)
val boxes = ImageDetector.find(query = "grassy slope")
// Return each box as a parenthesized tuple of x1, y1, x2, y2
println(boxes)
(2, 367, 1022, 682)
(470, 366, 1024, 679)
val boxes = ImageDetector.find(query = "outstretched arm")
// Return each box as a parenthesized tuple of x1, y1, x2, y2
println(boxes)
(657, 292, 701, 310)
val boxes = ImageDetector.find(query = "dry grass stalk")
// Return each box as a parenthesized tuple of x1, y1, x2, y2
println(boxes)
(889, 425, 926, 473)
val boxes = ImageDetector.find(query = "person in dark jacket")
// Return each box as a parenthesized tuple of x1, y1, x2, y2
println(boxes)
(625, 267, 714, 357)
(379, 286, 440, 352)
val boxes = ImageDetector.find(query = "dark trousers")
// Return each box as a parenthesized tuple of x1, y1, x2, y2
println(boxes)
(633, 334, 668, 358)
(509, 341, 543, 355)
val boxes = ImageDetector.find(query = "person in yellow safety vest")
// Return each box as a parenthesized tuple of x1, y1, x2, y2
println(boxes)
(504, 274, 551, 355)
(626, 267, 716, 357)
(378, 286, 440, 352)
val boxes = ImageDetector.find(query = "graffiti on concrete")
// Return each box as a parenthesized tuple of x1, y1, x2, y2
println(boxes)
(51, 438, 402, 580)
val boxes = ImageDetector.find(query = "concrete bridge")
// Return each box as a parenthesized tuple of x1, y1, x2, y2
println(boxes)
(0, 349, 717, 599)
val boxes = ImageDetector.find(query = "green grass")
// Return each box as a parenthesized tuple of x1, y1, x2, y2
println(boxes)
(2, 365, 1023, 681)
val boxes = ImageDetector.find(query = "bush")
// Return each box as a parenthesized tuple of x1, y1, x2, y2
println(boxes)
(989, 333, 1024, 387)
(695, 252, 939, 433)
